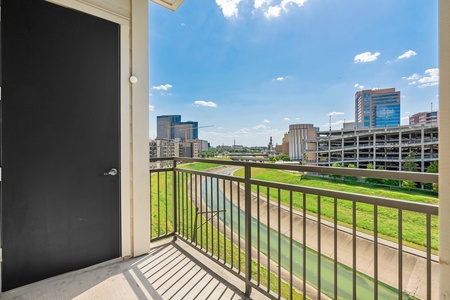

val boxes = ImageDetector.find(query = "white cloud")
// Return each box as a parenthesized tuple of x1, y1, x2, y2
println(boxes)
(263, 119, 270, 123)
(401, 116, 409, 121)
(253, 124, 267, 130)
(216, 0, 242, 18)
(254, 0, 271, 9)
(283, 117, 290, 121)
(405, 68, 439, 88)
(149, 105, 154, 111)
(265, 6, 282, 18)
(276, 76, 286, 81)
(354, 52, 380, 63)
(398, 50, 417, 60)
(152, 84, 173, 91)
(406, 73, 420, 80)
(322, 120, 345, 129)
(418, 68, 439, 87)
(263, 0, 307, 19)
(194, 100, 218, 108)
(327, 111, 345, 116)
(181, 23, 186, 26)
(237, 128, 250, 134)
(354, 83, 364, 89)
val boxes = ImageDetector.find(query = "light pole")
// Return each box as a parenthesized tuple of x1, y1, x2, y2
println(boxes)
(431, 102, 433, 126)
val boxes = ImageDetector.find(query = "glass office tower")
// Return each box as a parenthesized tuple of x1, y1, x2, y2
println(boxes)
(355, 88, 400, 129)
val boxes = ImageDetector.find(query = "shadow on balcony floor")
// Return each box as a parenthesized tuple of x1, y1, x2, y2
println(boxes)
(1, 239, 261, 299)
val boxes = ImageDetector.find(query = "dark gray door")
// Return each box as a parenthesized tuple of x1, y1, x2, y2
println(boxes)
(1, 0, 121, 291)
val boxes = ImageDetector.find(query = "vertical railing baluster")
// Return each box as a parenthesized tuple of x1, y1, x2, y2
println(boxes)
(230, 179, 234, 270)
(278, 188, 281, 297)
(318, 195, 321, 300)
(374, 204, 378, 300)
(178, 169, 181, 238)
(184, 173, 187, 238)
(290, 191, 293, 300)
(334, 198, 338, 300)
(200, 174, 203, 248)
(398, 209, 403, 299)
(238, 181, 242, 273)
(172, 160, 177, 239)
(353, 200, 356, 300)
(165, 171, 168, 235)
(207, 176, 211, 254)
(257, 185, 261, 285)
(157, 172, 160, 237)
(217, 177, 220, 260)
(223, 178, 226, 264)
(181, 173, 185, 237)
(303, 193, 307, 298)
(190, 173, 193, 240)
(244, 164, 252, 296)
(427, 213, 431, 300)
(267, 186, 271, 292)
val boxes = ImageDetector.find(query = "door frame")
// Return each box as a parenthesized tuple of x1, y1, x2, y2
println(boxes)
(41, 0, 150, 260)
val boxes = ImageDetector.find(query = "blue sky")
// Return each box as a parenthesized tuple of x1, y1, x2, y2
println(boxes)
(149, 0, 439, 147)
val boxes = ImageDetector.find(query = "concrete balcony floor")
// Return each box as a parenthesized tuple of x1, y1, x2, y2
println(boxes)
(1, 239, 264, 300)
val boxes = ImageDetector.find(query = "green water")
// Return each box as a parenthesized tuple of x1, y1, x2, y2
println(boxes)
(200, 174, 411, 300)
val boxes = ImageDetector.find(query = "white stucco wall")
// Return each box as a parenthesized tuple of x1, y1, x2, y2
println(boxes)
(440, 0, 450, 298)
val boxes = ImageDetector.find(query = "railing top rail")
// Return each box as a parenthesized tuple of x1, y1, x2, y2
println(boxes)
(153, 157, 439, 183)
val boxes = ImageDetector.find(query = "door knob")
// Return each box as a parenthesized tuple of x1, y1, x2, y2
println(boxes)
(104, 168, 118, 176)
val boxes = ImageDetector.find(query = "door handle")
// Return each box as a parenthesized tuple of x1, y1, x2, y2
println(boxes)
(103, 168, 118, 176)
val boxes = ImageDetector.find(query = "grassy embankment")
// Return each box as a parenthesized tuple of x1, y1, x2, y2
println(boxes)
(234, 167, 438, 252)
(150, 162, 306, 300)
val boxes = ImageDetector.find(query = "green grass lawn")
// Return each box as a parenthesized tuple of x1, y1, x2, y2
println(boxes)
(234, 167, 438, 251)
(178, 161, 223, 171)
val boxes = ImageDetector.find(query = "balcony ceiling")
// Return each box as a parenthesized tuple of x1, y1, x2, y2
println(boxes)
(151, 0, 184, 11)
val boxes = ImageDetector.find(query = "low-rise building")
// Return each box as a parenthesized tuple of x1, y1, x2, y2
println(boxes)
(409, 111, 439, 126)
(308, 124, 438, 171)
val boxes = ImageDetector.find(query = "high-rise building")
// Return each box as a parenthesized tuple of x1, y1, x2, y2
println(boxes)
(355, 88, 400, 129)
(172, 121, 198, 141)
(288, 124, 317, 161)
(409, 111, 439, 126)
(156, 115, 198, 141)
(157, 115, 181, 139)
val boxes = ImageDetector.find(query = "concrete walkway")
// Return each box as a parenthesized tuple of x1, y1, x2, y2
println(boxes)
(0, 239, 264, 300)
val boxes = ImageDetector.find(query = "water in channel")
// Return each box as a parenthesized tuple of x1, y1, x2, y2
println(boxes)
(200, 172, 411, 300)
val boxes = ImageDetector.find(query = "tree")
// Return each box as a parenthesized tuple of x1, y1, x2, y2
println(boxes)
(402, 151, 418, 190)
(279, 154, 291, 161)
(330, 162, 343, 181)
(269, 156, 279, 162)
(364, 163, 379, 184)
(403, 151, 418, 172)
(345, 164, 358, 182)
(377, 165, 399, 186)
(426, 161, 438, 173)
(426, 161, 439, 194)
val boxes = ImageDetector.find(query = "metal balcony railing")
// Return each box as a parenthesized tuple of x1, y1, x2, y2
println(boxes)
(150, 157, 438, 300)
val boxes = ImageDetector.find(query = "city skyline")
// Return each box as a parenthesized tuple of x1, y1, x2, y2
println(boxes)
(149, 0, 439, 146)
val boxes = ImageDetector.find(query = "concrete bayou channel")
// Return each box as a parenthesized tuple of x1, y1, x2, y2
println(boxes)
(199, 167, 403, 300)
